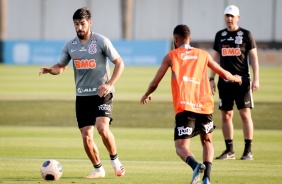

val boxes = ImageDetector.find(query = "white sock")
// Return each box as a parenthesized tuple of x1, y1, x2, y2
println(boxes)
(111, 158, 121, 167)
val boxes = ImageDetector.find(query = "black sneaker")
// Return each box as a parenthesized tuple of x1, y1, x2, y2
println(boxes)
(240, 151, 253, 160)
(215, 150, 236, 160)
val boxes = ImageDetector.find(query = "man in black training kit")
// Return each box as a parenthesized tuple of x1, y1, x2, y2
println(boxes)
(210, 5, 259, 160)
(39, 7, 125, 178)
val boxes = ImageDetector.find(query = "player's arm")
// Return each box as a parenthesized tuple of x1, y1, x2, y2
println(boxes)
(39, 43, 70, 76)
(107, 57, 124, 87)
(140, 54, 170, 104)
(39, 63, 66, 76)
(98, 57, 124, 97)
(207, 54, 242, 84)
(249, 48, 259, 92)
(209, 51, 220, 94)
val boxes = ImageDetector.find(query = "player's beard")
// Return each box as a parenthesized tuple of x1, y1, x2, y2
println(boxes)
(77, 29, 90, 40)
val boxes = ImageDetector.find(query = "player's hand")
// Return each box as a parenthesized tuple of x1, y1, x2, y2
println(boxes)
(209, 80, 216, 95)
(140, 94, 152, 104)
(98, 84, 112, 97)
(234, 75, 242, 85)
(39, 67, 52, 76)
(252, 79, 259, 92)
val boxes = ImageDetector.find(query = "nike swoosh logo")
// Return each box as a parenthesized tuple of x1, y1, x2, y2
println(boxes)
(71, 49, 77, 52)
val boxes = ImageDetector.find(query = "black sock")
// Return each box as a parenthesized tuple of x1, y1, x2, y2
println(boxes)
(203, 162, 212, 181)
(186, 156, 198, 170)
(94, 163, 102, 169)
(225, 139, 233, 152)
(244, 139, 252, 152)
(110, 153, 118, 160)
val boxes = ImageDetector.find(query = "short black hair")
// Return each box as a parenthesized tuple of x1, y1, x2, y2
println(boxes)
(173, 24, 191, 38)
(73, 7, 92, 20)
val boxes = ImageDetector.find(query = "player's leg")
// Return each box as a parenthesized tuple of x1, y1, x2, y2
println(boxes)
(216, 81, 236, 160)
(175, 138, 193, 161)
(95, 93, 125, 176)
(198, 113, 214, 183)
(236, 79, 254, 160)
(216, 110, 236, 159)
(238, 108, 253, 160)
(80, 126, 105, 178)
(174, 111, 205, 184)
(221, 109, 235, 150)
(200, 132, 213, 184)
(175, 138, 205, 184)
(76, 96, 105, 178)
(238, 108, 253, 140)
(96, 117, 116, 154)
(95, 117, 125, 176)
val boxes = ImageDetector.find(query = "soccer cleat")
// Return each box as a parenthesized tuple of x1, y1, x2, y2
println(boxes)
(190, 163, 206, 184)
(202, 177, 210, 184)
(215, 150, 236, 160)
(111, 159, 125, 176)
(113, 165, 125, 176)
(240, 151, 253, 160)
(84, 168, 106, 179)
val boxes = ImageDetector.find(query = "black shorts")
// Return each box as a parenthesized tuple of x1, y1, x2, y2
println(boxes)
(174, 111, 214, 140)
(76, 93, 113, 129)
(217, 77, 253, 110)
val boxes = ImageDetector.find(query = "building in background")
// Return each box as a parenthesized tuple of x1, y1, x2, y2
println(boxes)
(0, 0, 281, 65)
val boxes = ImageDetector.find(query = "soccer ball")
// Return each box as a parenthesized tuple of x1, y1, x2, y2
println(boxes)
(40, 159, 63, 181)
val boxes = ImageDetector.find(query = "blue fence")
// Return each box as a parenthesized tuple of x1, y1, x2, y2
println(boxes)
(3, 40, 170, 66)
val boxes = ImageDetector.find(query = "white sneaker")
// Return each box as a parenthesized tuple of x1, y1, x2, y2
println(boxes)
(84, 167, 106, 179)
(111, 159, 125, 176)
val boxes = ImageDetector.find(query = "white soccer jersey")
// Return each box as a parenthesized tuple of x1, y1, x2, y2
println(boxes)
(59, 32, 120, 96)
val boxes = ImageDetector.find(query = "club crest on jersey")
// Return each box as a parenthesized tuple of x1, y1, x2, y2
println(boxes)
(221, 31, 227, 36)
(88, 43, 97, 54)
(235, 36, 243, 44)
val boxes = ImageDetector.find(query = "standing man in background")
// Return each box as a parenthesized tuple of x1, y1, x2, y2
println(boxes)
(141, 24, 242, 184)
(39, 7, 125, 178)
(210, 5, 259, 160)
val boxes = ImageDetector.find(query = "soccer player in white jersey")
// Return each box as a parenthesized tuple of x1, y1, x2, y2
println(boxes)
(39, 7, 125, 178)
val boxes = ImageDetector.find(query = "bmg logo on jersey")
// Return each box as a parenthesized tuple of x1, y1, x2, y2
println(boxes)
(98, 104, 112, 111)
(221, 48, 241, 56)
(177, 126, 192, 136)
(74, 59, 97, 69)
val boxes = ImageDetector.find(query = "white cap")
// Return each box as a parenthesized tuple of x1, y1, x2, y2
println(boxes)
(224, 5, 240, 16)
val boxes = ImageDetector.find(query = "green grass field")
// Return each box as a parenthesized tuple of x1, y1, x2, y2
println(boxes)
(0, 65, 282, 183)
(1, 127, 282, 184)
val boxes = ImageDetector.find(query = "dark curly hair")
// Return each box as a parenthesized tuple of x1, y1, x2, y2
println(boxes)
(73, 7, 92, 20)
(173, 24, 191, 38)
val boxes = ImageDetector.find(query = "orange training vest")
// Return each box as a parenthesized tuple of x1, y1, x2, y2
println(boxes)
(168, 47, 214, 115)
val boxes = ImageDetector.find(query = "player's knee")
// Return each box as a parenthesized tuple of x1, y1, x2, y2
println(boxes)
(97, 126, 110, 137)
(82, 133, 93, 145)
(201, 136, 212, 146)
